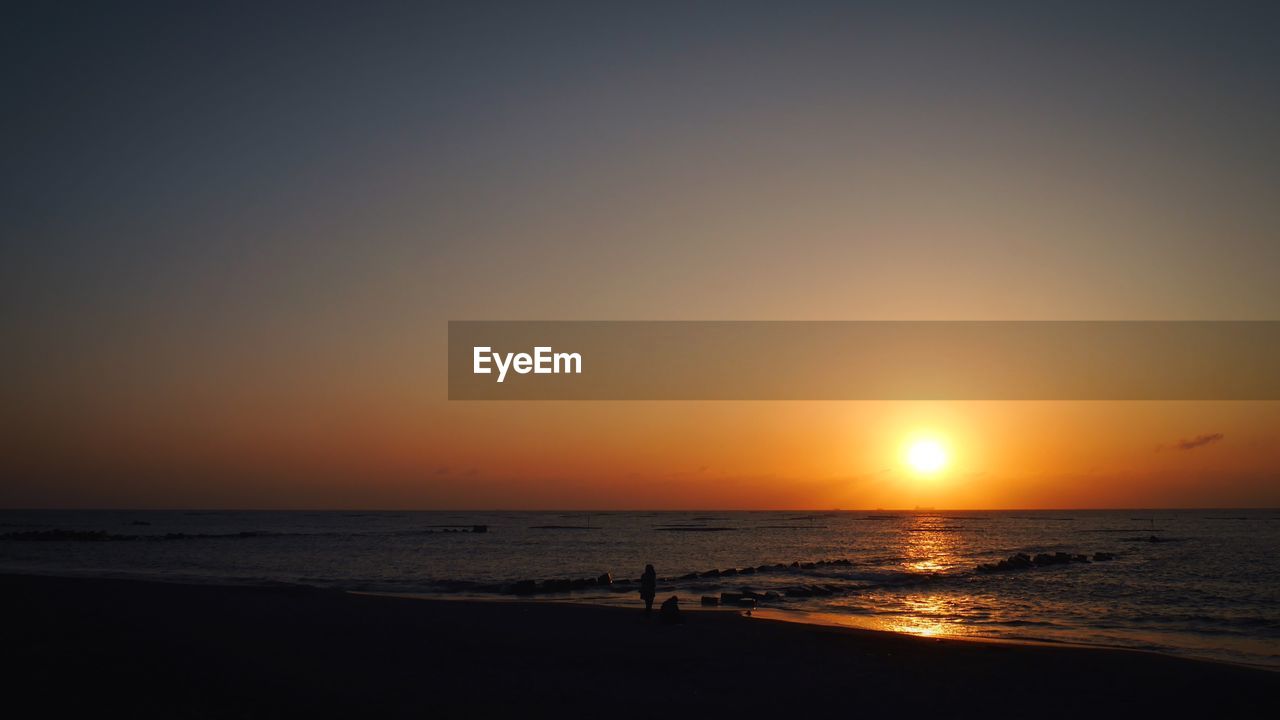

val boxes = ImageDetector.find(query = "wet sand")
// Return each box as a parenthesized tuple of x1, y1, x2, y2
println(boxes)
(4, 573, 1275, 717)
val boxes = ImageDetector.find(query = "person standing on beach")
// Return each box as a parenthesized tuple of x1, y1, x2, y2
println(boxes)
(639, 564, 657, 613)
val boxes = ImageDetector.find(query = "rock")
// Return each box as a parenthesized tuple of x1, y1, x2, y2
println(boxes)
(597, 572, 612, 586)
(721, 568, 738, 577)
(679, 572, 699, 580)
(977, 552, 1035, 572)
(979, 550, 1113, 573)
(720, 592, 744, 604)
(739, 566, 756, 575)
(701, 596, 719, 606)
(699, 569, 721, 578)
(1030, 552, 1075, 566)
(511, 580, 537, 595)
(471, 524, 488, 533)
(786, 585, 832, 598)
(540, 578, 572, 593)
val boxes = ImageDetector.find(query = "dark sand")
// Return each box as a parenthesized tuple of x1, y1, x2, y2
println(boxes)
(5, 573, 1275, 718)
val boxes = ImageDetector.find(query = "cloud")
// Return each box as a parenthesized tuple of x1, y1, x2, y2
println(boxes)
(1172, 433, 1224, 451)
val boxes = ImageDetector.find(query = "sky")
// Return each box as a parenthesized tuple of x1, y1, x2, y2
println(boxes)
(3, 1, 1279, 509)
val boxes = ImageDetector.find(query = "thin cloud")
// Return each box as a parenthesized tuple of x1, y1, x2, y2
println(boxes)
(1173, 433, 1224, 451)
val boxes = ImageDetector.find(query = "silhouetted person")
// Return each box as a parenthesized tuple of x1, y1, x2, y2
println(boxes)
(639, 564, 656, 613)
(659, 595, 683, 624)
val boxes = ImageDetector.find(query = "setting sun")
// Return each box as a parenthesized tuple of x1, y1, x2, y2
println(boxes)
(906, 438, 948, 474)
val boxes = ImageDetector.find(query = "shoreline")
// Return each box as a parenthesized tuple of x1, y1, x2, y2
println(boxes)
(747, 607, 1280, 673)
(6, 572, 1277, 717)
(375, 590, 1280, 674)
(8, 565, 1275, 673)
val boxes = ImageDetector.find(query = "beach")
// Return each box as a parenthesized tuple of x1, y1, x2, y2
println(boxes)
(6, 509, 1277, 669)
(9, 3, 1280, 718)
(5, 573, 1275, 718)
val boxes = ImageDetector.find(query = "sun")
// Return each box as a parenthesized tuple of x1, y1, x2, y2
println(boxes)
(906, 438, 948, 474)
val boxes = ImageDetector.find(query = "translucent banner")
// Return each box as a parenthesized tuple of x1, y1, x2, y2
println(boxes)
(448, 321, 1280, 400)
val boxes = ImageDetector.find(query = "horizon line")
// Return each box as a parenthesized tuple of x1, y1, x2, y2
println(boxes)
(3, 506, 1277, 513)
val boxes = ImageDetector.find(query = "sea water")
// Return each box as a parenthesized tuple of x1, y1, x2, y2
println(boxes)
(2, 509, 1277, 669)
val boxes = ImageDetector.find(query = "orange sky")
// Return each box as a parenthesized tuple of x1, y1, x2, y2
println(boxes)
(6, 394, 1278, 509)
(5, 4, 1280, 509)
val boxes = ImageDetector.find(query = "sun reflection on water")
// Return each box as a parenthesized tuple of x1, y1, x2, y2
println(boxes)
(901, 515, 963, 574)
(879, 515, 977, 638)
(877, 595, 979, 638)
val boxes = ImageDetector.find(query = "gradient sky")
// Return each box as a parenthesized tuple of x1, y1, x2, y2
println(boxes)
(4, 1, 1279, 508)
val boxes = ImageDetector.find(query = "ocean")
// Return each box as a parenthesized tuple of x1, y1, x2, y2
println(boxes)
(2, 509, 1277, 669)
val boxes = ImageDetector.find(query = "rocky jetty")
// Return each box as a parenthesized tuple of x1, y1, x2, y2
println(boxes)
(0, 529, 273, 542)
(504, 573, 617, 595)
(977, 551, 1116, 573)
(0, 529, 131, 542)
(1, 525, 490, 542)
(719, 590, 777, 606)
(783, 584, 843, 598)
(496, 556, 869, 600)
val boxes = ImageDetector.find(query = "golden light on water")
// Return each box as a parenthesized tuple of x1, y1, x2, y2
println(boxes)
(903, 515, 960, 573)
(877, 595, 979, 639)
(887, 515, 973, 638)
